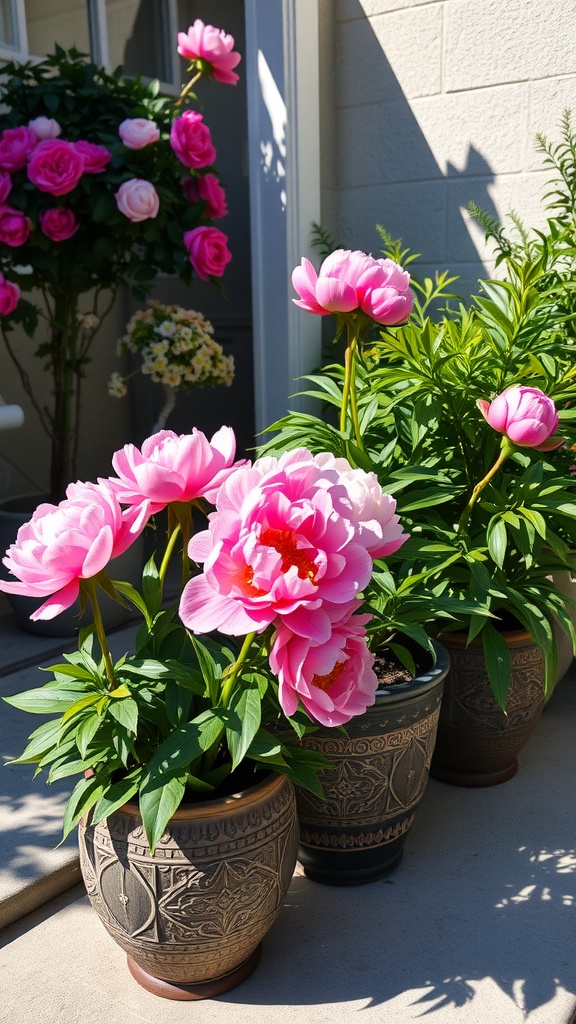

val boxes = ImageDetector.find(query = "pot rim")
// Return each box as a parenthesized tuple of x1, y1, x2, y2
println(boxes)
(440, 628, 533, 649)
(374, 638, 450, 703)
(119, 768, 289, 822)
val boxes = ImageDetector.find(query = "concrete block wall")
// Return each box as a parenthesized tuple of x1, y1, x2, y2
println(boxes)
(319, 0, 576, 297)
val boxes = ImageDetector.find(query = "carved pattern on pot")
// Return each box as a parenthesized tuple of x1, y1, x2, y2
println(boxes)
(300, 813, 415, 849)
(78, 773, 299, 986)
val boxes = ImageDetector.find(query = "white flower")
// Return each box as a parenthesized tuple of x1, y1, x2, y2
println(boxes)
(155, 320, 177, 339)
(108, 372, 127, 398)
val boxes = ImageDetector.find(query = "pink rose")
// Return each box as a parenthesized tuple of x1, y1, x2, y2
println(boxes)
(0, 171, 12, 204)
(108, 426, 241, 514)
(477, 386, 562, 451)
(0, 127, 37, 172)
(183, 225, 232, 280)
(73, 140, 111, 174)
(179, 448, 378, 643)
(0, 480, 146, 621)
(119, 118, 160, 150)
(28, 117, 61, 141)
(177, 19, 241, 85)
(292, 248, 414, 326)
(39, 207, 79, 241)
(270, 608, 378, 726)
(170, 111, 216, 169)
(0, 273, 20, 315)
(115, 179, 159, 222)
(0, 205, 31, 247)
(27, 139, 84, 196)
(183, 172, 228, 219)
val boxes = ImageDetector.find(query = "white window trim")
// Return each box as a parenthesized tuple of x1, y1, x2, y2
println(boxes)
(245, 0, 321, 435)
(0, 0, 28, 62)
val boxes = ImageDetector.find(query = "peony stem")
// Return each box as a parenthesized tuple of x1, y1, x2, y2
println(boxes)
(220, 632, 257, 707)
(83, 580, 116, 689)
(175, 70, 203, 107)
(159, 522, 181, 585)
(457, 438, 513, 535)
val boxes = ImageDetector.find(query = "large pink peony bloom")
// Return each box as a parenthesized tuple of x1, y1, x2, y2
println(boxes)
(0, 273, 20, 315)
(39, 207, 79, 241)
(179, 448, 403, 643)
(292, 248, 413, 326)
(108, 426, 241, 514)
(184, 225, 232, 280)
(27, 139, 84, 196)
(270, 607, 378, 726)
(0, 480, 146, 620)
(118, 118, 160, 150)
(170, 111, 216, 169)
(28, 117, 61, 141)
(115, 179, 159, 222)
(0, 126, 37, 172)
(477, 386, 562, 451)
(177, 19, 241, 85)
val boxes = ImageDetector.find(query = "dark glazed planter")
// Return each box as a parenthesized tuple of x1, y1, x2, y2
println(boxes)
(431, 630, 546, 787)
(78, 772, 298, 1000)
(296, 641, 449, 886)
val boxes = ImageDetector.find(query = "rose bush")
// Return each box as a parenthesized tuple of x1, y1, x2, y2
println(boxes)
(0, 35, 238, 497)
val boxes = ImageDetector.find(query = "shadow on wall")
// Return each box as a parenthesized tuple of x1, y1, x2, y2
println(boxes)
(331, 8, 502, 298)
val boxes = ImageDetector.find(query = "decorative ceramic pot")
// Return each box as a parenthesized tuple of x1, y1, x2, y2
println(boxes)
(430, 629, 545, 787)
(296, 641, 450, 886)
(551, 570, 576, 688)
(78, 772, 298, 1000)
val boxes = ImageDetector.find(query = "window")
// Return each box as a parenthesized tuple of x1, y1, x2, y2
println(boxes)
(0, 0, 180, 90)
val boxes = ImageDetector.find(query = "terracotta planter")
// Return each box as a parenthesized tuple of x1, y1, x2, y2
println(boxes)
(78, 772, 298, 1000)
(296, 641, 450, 886)
(431, 629, 545, 787)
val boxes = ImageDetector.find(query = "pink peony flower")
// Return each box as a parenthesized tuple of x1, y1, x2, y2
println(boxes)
(39, 207, 79, 241)
(115, 179, 159, 222)
(177, 19, 241, 85)
(73, 140, 111, 174)
(170, 111, 217, 169)
(292, 248, 414, 326)
(28, 117, 61, 141)
(0, 171, 12, 204)
(0, 273, 20, 315)
(184, 225, 232, 280)
(0, 480, 147, 620)
(0, 205, 31, 247)
(179, 448, 380, 643)
(0, 126, 37, 172)
(27, 139, 84, 196)
(477, 386, 562, 451)
(270, 607, 378, 726)
(182, 172, 228, 219)
(107, 426, 241, 514)
(118, 118, 160, 150)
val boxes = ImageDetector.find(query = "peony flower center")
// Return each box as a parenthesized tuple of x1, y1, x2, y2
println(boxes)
(259, 528, 317, 582)
(242, 564, 266, 596)
(312, 659, 347, 693)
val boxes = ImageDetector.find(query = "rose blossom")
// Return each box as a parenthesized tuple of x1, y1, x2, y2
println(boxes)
(178, 19, 241, 85)
(179, 448, 387, 643)
(115, 179, 159, 222)
(477, 386, 562, 451)
(0, 480, 147, 621)
(292, 248, 414, 326)
(183, 225, 232, 280)
(0, 171, 12, 204)
(0, 205, 31, 247)
(73, 140, 111, 174)
(170, 111, 216, 169)
(107, 426, 241, 514)
(27, 139, 84, 196)
(28, 117, 61, 141)
(118, 118, 160, 150)
(270, 607, 378, 726)
(0, 273, 20, 315)
(39, 207, 79, 242)
(0, 126, 37, 172)
(182, 173, 228, 219)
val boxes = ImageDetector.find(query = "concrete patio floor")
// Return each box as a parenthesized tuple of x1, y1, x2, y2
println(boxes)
(1, 609, 575, 1024)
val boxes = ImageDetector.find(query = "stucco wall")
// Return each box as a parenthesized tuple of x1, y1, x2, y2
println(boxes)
(320, 0, 576, 296)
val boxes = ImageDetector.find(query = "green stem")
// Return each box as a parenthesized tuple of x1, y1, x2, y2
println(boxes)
(339, 321, 365, 451)
(175, 69, 203, 107)
(457, 438, 514, 535)
(83, 580, 116, 689)
(220, 632, 257, 707)
(159, 523, 181, 585)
